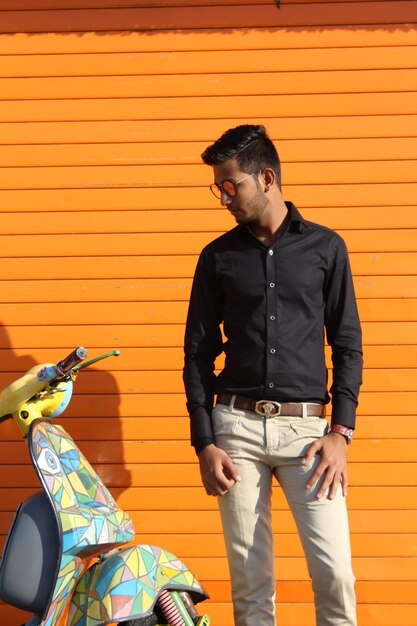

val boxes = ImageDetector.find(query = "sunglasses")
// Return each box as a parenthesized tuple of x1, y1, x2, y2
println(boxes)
(209, 172, 258, 200)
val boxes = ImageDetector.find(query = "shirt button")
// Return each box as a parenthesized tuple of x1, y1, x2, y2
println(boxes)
(270, 315, 276, 321)
(268, 382, 274, 388)
(270, 348, 276, 354)
(268, 250, 274, 256)
(269, 282, 275, 288)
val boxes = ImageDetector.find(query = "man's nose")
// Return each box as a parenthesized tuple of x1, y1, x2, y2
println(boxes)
(221, 190, 232, 206)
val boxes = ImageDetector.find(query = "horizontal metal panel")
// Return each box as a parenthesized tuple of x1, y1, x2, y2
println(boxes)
(0, 3, 416, 34)
(1, 93, 417, 123)
(1, 47, 417, 78)
(2, 137, 417, 167)
(1, 115, 416, 145)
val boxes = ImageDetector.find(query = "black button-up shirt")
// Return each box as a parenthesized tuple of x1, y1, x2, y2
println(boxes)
(183, 202, 363, 452)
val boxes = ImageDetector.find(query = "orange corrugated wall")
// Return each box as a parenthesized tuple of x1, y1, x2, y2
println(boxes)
(0, 1, 416, 625)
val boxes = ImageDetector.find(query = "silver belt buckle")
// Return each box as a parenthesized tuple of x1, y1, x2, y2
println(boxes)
(255, 400, 281, 417)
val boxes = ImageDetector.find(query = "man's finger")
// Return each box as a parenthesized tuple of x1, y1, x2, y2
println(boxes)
(211, 482, 231, 497)
(316, 470, 336, 499)
(301, 440, 321, 465)
(341, 468, 349, 497)
(213, 470, 236, 492)
(205, 480, 226, 497)
(305, 461, 326, 489)
(224, 460, 241, 483)
(327, 471, 342, 500)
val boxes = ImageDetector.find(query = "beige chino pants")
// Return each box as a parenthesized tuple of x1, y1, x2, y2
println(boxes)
(212, 400, 357, 626)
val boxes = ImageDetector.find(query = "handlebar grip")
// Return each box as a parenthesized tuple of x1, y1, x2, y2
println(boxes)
(56, 347, 88, 375)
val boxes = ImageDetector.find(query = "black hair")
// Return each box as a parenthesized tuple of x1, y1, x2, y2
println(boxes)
(201, 124, 281, 188)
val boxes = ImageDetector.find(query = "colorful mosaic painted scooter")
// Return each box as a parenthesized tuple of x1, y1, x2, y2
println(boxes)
(0, 348, 210, 626)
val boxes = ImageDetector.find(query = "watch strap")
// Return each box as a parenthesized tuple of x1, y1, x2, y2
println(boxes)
(329, 424, 353, 444)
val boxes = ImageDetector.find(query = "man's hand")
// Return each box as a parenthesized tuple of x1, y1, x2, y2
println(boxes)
(198, 444, 241, 496)
(302, 432, 348, 499)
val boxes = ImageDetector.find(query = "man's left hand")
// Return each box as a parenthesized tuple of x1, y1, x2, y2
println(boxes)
(302, 431, 348, 499)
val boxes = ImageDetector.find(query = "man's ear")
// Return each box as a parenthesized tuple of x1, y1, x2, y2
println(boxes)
(262, 167, 276, 192)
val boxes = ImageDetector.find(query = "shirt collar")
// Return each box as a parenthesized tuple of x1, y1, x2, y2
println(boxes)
(285, 201, 307, 234)
(238, 200, 307, 239)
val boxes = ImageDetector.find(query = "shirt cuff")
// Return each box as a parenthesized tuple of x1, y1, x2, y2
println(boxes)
(193, 437, 216, 455)
(190, 405, 215, 449)
(331, 397, 357, 430)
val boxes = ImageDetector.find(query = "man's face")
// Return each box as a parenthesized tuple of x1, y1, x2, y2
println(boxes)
(212, 158, 268, 225)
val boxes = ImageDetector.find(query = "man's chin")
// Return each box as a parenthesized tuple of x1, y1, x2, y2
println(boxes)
(229, 210, 247, 224)
(234, 214, 252, 225)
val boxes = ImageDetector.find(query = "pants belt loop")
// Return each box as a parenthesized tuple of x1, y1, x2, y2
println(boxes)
(301, 402, 308, 418)
(229, 394, 237, 411)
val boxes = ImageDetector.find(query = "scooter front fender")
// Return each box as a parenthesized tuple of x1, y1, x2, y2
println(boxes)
(69, 544, 208, 626)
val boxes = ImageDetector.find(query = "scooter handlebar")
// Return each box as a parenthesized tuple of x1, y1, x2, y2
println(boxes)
(0, 348, 118, 427)
(56, 347, 88, 375)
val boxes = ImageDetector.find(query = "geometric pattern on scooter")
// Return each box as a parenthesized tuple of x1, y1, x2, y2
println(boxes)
(69, 543, 206, 626)
(29, 420, 135, 626)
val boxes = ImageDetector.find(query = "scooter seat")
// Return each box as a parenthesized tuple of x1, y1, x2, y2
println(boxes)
(0, 491, 60, 614)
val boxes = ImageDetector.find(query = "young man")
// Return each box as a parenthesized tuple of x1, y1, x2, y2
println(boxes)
(183, 124, 362, 626)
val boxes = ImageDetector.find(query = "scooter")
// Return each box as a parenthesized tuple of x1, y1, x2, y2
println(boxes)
(0, 347, 210, 626)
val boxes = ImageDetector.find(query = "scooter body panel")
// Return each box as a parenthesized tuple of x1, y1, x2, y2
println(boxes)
(69, 544, 209, 626)
(28, 419, 135, 625)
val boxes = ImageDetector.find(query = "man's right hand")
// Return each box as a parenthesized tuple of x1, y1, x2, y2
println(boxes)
(198, 444, 241, 496)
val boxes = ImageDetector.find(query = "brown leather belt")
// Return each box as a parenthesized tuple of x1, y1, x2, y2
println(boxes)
(217, 393, 325, 418)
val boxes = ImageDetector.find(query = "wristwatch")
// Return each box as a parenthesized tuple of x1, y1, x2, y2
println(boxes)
(329, 424, 353, 445)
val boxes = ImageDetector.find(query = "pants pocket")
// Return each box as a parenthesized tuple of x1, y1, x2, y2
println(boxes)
(212, 404, 242, 437)
(289, 416, 328, 439)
